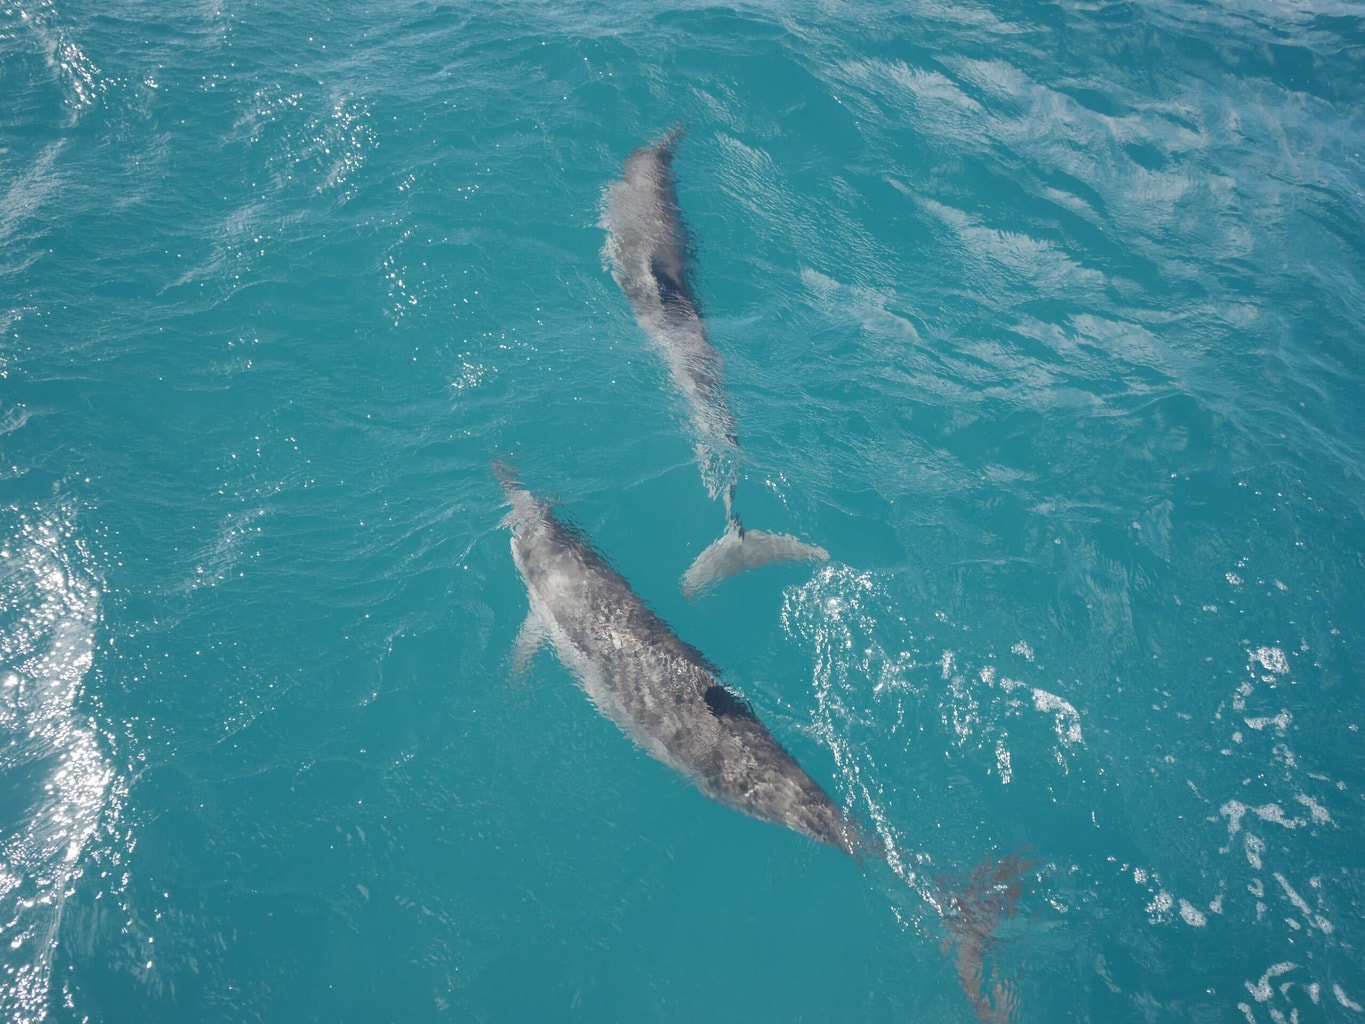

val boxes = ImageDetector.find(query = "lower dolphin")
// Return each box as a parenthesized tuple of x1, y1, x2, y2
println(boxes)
(495, 464, 1028, 1020)
(496, 462, 863, 856)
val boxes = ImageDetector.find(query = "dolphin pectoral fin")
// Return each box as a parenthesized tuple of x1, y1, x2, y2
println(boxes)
(510, 609, 549, 684)
(681, 521, 829, 598)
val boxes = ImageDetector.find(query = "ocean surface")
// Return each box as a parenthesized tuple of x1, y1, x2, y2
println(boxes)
(3, 0, 1364, 1021)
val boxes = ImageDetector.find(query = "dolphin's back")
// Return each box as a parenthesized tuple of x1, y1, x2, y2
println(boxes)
(507, 491, 859, 856)
(606, 133, 699, 322)
(601, 133, 742, 499)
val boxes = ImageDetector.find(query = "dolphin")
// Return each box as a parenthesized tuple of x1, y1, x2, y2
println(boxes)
(496, 466, 1030, 1019)
(601, 129, 828, 596)
(496, 463, 863, 857)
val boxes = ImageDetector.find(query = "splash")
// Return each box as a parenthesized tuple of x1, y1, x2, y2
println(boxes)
(0, 509, 114, 1022)
(1211, 637, 1347, 1021)
(781, 564, 1039, 1020)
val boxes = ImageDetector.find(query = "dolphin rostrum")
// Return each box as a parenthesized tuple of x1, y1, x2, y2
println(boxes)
(601, 129, 828, 595)
(496, 463, 863, 857)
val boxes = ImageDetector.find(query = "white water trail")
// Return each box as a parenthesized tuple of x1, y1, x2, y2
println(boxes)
(782, 564, 1045, 1022)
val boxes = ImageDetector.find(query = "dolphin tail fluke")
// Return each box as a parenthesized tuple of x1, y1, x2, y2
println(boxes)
(681, 518, 828, 597)
(938, 852, 1033, 1024)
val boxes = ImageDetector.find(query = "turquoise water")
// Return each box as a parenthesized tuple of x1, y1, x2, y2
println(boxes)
(3, 0, 1363, 1020)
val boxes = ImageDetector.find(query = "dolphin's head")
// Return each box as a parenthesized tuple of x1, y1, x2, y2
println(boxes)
(622, 126, 685, 187)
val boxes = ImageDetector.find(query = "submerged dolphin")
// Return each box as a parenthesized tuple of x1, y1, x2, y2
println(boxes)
(497, 463, 863, 856)
(601, 130, 827, 595)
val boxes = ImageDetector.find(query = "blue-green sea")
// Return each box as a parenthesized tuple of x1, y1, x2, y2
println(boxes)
(3, 1, 1364, 1021)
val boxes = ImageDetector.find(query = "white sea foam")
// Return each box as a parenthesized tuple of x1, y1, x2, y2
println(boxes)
(1032, 688, 1084, 745)
(1335, 985, 1363, 1012)
(1251, 646, 1289, 675)
(1246, 962, 1298, 1002)
(1178, 899, 1207, 927)
(1295, 793, 1332, 825)
(1244, 711, 1291, 733)
(1274, 873, 1333, 935)
(1146, 889, 1173, 919)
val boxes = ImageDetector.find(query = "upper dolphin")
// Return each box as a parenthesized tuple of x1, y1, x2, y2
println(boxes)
(497, 463, 863, 857)
(601, 129, 828, 595)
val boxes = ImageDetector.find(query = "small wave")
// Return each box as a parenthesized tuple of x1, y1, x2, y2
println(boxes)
(11, 0, 107, 120)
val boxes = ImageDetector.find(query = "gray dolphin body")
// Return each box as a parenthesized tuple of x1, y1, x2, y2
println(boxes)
(601, 131, 827, 595)
(499, 466, 862, 856)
